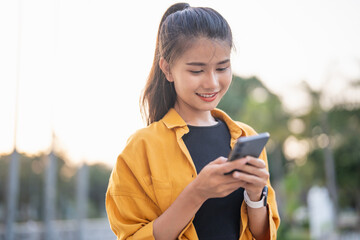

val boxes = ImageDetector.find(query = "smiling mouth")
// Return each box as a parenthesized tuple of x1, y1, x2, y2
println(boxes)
(196, 92, 219, 102)
(196, 93, 217, 97)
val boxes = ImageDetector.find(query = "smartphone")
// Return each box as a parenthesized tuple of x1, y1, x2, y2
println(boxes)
(228, 132, 270, 161)
(225, 132, 270, 175)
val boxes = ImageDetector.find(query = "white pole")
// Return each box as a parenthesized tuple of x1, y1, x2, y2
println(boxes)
(5, 151, 19, 240)
(5, 1, 22, 239)
(44, 0, 59, 237)
(76, 164, 88, 240)
(43, 150, 57, 240)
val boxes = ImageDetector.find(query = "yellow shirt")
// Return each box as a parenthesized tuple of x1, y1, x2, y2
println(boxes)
(106, 108, 280, 239)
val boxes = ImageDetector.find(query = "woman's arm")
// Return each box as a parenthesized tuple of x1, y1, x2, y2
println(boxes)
(153, 179, 204, 240)
(153, 157, 252, 240)
(231, 157, 271, 240)
(246, 197, 270, 240)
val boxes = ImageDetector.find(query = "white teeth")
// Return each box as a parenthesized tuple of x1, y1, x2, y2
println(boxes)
(197, 93, 216, 98)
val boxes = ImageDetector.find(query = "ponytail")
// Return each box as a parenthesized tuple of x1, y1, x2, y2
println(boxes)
(140, 3, 189, 125)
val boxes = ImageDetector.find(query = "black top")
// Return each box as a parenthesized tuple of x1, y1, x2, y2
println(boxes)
(183, 120, 244, 240)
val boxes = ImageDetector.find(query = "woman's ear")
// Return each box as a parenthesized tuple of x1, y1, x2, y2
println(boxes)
(159, 58, 173, 82)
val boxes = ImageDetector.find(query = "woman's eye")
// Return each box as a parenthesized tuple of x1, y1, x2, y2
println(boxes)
(190, 70, 203, 74)
(217, 67, 228, 72)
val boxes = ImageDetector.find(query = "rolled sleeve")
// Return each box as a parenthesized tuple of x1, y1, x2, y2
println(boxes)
(239, 183, 280, 239)
(106, 152, 161, 240)
(106, 192, 157, 240)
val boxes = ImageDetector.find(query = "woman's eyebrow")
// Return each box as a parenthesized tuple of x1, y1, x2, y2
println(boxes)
(186, 59, 230, 66)
(186, 62, 206, 66)
(218, 59, 230, 65)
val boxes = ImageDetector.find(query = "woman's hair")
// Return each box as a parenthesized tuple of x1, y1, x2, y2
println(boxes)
(140, 2, 233, 125)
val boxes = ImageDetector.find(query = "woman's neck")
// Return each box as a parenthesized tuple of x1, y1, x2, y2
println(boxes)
(174, 103, 217, 127)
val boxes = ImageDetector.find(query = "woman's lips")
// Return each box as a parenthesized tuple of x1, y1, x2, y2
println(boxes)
(196, 92, 218, 102)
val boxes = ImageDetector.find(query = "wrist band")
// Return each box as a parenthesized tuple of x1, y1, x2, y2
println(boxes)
(244, 186, 268, 208)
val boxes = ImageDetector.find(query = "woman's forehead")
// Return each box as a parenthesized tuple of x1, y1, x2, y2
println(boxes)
(178, 38, 231, 64)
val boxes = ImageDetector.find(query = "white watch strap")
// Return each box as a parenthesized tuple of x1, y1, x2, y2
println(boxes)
(244, 190, 265, 208)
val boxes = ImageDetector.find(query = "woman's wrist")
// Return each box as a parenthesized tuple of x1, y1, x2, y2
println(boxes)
(245, 190, 262, 201)
(153, 178, 208, 240)
(186, 179, 208, 206)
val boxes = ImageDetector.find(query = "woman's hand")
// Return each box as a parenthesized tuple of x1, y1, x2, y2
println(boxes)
(231, 156, 269, 201)
(191, 156, 269, 202)
(153, 155, 270, 240)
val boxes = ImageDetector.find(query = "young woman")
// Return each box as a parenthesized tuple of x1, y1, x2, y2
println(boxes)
(106, 3, 280, 240)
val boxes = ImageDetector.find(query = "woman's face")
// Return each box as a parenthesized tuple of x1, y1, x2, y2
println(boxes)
(162, 38, 232, 118)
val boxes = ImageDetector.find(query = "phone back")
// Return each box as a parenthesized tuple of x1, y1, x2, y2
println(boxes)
(228, 132, 270, 161)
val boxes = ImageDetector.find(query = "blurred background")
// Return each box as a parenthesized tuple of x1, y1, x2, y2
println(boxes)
(1, 0, 359, 239)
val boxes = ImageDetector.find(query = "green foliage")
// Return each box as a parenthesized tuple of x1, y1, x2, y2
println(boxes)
(0, 154, 10, 222)
(330, 110, 360, 210)
(0, 152, 112, 222)
(219, 75, 291, 185)
(219, 76, 288, 135)
(88, 163, 112, 218)
(278, 221, 311, 240)
(219, 74, 360, 235)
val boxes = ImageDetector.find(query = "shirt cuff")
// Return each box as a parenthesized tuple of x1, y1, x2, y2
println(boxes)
(177, 217, 195, 240)
(130, 220, 156, 240)
(267, 204, 278, 240)
(240, 202, 278, 240)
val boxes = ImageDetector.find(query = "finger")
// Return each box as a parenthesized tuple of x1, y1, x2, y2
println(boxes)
(232, 170, 268, 186)
(222, 173, 247, 184)
(245, 156, 266, 168)
(222, 157, 256, 175)
(210, 156, 228, 165)
(239, 164, 269, 179)
(222, 157, 248, 173)
(218, 181, 246, 197)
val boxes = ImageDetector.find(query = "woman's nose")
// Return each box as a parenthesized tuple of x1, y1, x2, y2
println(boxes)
(203, 71, 219, 89)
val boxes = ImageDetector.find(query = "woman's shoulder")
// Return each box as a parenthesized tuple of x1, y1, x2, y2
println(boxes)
(125, 120, 173, 148)
(211, 108, 257, 135)
(234, 121, 258, 136)
(212, 108, 259, 136)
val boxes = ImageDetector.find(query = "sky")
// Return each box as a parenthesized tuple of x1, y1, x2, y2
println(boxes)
(1, 0, 360, 167)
